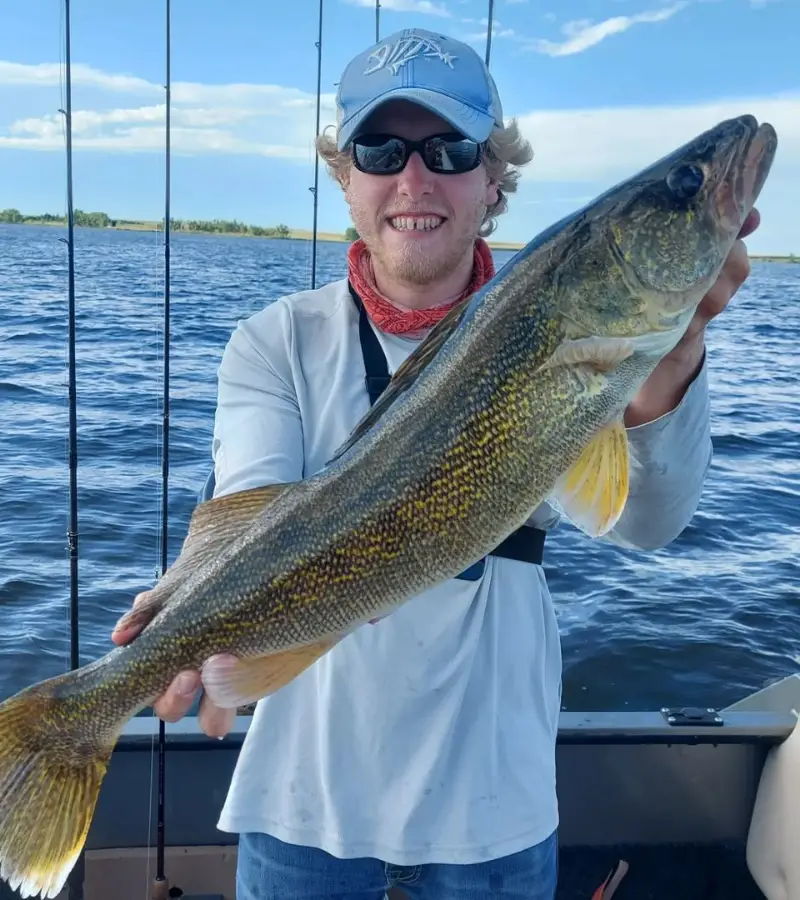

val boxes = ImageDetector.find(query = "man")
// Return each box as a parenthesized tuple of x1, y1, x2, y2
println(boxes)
(113, 26, 759, 900)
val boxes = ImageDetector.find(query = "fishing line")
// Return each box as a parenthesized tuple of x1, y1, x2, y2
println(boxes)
(146, 189, 167, 900)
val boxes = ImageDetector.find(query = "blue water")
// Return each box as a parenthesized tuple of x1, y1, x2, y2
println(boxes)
(1, 223, 798, 711)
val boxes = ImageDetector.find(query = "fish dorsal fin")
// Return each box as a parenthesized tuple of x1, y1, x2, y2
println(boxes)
(185, 481, 292, 545)
(328, 299, 472, 465)
(114, 482, 295, 636)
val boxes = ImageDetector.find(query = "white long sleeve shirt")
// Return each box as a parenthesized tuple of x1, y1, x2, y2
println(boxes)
(213, 276, 713, 864)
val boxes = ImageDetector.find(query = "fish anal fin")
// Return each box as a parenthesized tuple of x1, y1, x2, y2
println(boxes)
(201, 638, 340, 708)
(328, 299, 471, 464)
(114, 482, 296, 637)
(552, 418, 630, 537)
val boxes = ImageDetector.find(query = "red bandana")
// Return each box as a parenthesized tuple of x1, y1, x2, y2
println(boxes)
(347, 237, 496, 337)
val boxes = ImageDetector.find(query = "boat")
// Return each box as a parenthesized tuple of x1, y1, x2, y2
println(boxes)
(0, 674, 794, 900)
(5, 2, 797, 899)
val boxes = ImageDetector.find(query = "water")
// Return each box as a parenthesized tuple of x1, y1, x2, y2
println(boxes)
(1, 223, 798, 711)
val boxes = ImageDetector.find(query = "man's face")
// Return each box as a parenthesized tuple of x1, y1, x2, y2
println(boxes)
(343, 100, 499, 287)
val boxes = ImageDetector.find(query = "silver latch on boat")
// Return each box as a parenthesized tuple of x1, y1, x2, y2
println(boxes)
(660, 706, 724, 726)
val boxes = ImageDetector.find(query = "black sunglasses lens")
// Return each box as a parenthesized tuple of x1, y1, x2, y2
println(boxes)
(425, 136, 481, 173)
(353, 134, 481, 174)
(353, 136, 407, 174)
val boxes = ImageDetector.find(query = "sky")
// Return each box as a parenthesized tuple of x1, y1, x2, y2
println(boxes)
(0, 0, 798, 254)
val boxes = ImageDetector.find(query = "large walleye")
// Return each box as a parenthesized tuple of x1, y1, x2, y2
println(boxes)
(0, 114, 777, 898)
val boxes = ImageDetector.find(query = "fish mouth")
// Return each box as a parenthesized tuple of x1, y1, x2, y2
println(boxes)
(711, 114, 778, 236)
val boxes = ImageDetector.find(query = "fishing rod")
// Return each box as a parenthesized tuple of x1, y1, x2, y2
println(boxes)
(484, 0, 495, 67)
(58, 0, 85, 894)
(152, 0, 172, 895)
(375, 0, 380, 42)
(309, 0, 323, 289)
(59, 0, 79, 673)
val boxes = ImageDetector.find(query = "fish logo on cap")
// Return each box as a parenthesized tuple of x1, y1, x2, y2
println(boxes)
(363, 35, 457, 76)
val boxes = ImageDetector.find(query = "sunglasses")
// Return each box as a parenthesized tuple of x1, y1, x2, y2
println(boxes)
(351, 132, 484, 176)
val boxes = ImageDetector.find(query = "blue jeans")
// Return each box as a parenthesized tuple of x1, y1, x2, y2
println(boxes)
(236, 829, 558, 900)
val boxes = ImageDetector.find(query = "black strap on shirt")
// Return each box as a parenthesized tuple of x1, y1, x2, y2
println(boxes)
(349, 282, 545, 581)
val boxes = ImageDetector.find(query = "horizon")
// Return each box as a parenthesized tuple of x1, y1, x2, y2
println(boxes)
(0, 0, 798, 256)
(2, 209, 797, 259)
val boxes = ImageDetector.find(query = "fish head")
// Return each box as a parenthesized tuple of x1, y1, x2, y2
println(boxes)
(558, 114, 778, 356)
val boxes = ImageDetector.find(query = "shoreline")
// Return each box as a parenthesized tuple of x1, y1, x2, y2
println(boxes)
(1, 218, 796, 260)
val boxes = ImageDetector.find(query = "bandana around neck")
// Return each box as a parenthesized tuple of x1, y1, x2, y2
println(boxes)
(347, 237, 496, 338)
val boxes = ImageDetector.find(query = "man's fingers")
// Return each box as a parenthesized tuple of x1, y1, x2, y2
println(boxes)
(110, 621, 143, 646)
(111, 589, 157, 646)
(198, 693, 236, 739)
(738, 207, 760, 240)
(153, 670, 201, 722)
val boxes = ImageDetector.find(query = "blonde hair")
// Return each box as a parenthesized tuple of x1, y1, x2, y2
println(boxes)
(315, 118, 534, 238)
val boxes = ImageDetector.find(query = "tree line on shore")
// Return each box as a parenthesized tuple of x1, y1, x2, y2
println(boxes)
(0, 207, 294, 238)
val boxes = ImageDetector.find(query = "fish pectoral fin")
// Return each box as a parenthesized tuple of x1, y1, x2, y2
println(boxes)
(201, 638, 340, 709)
(539, 337, 635, 374)
(551, 418, 630, 537)
(114, 482, 296, 638)
(326, 299, 471, 465)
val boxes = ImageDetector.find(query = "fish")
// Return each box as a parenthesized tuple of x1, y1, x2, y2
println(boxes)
(0, 113, 777, 899)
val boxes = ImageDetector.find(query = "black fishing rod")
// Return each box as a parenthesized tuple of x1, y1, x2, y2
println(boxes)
(484, 0, 495, 67)
(309, 0, 323, 289)
(58, 0, 79, 672)
(58, 1, 85, 895)
(152, 0, 172, 896)
(375, 0, 380, 42)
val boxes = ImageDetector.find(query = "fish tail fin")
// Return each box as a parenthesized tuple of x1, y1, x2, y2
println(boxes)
(0, 681, 117, 899)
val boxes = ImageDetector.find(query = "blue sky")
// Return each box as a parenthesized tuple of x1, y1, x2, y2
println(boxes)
(0, 0, 798, 254)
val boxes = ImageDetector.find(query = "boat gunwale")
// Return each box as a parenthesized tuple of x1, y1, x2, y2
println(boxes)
(113, 708, 796, 752)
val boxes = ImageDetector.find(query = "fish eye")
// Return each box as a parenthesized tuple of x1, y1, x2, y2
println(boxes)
(666, 163, 705, 201)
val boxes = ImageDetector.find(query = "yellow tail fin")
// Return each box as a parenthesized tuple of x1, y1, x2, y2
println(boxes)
(0, 683, 115, 899)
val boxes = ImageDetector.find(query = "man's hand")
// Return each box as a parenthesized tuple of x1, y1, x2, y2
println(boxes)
(624, 207, 760, 427)
(111, 591, 237, 738)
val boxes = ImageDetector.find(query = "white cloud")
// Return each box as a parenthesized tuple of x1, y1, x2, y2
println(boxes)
(461, 17, 517, 43)
(343, 0, 451, 16)
(0, 60, 336, 112)
(527, 2, 687, 56)
(0, 128, 309, 158)
(0, 63, 337, 160)
(514, 93, 800, 183)
(0, 61, 158, 94)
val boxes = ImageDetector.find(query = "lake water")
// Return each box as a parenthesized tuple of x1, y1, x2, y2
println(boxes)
(1, 223, 798, 710)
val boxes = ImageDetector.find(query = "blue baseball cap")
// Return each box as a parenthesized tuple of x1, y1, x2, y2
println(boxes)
(335, 27, 504, 151)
